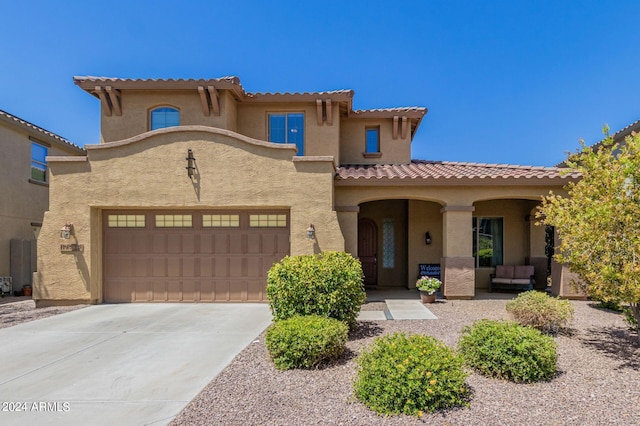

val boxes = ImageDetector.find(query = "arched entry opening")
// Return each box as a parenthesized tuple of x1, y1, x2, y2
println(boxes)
(357, 199, 443, 288)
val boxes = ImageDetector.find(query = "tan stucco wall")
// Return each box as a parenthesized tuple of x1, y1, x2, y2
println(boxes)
(100, 90, 236, 143)
(359, 200, 408, 287)
(407, 200, 443, 288)
(236, 102, 340, 162)
(0, 123, 82, 277)
(339, 118, 411, 165)
(36, 127, 345, 304)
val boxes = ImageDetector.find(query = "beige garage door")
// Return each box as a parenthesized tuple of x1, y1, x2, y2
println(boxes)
(103, 210, 289, 303)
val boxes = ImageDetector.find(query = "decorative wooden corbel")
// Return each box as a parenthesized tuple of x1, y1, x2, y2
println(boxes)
(197, 86, 210, 116)
(392, 116, 399, 140)
(401, 116, 408, 139)
(94, 86, 112, 117)
(207, 86, 220, 116)
(105, 86, 122, 116)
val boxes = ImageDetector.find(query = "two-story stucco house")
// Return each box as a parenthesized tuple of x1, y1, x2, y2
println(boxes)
(34, 76, 580, 306)
(0, 109, 85, 294)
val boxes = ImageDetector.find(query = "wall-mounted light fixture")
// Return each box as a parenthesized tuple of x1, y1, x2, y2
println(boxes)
(60, 223, 73, 239)
(425, 231, 432, 245)
(186, 149, 196, 178)
(307, 224, 316, 239)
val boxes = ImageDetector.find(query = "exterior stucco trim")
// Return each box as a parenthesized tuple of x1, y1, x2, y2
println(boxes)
(47, 156, 88, 162)
(335, 206, 360, 212)
(292, 156, 335, 162)
(85, 126, 298, 152)
(440, 206, 475, 213)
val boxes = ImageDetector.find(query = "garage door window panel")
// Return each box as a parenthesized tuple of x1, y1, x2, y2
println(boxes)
(155, 215, 193, 228)
(108, 215, 145, 228)
(203, 214, 240, 227)
(249, 214, 287, 227)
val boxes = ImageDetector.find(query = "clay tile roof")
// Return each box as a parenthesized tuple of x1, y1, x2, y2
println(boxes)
(0, 109, 85, 152)
(246, 89, 354, 97)
(336, 160, 580, 182)
(73, 76, 241, 85)
(353, 107, 427, 114)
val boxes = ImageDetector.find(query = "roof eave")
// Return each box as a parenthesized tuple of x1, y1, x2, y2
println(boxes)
(334, 176, 577, 187)
(73, 76, 245, 99)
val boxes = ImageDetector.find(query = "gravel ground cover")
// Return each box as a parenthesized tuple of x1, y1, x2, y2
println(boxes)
(172, 298, 640, 426)
(0, 297, 88, 329)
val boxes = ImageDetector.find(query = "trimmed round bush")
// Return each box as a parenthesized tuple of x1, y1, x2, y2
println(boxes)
(266, 251, 365, 328)
(506, 290, 574, 333)
(265, 315, 348, 370)
(354, 333, 470, 416)
(458, 320, 557, 383)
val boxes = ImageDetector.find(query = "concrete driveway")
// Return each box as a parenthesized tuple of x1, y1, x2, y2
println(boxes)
(0, 303, 272, 425)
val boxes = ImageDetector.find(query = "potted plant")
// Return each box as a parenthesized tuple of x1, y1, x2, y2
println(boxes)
(416, 277, 441, 303)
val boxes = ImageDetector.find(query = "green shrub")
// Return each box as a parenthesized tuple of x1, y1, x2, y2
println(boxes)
(266, 251, 365, 328)
(265, 315, 348, 370)
(506, 290, 574, 333)
(354, 333, 470, 416)
(458, 320, 557, 383)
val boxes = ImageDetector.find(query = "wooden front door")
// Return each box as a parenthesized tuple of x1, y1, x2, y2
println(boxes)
(358, 219, 377, 285)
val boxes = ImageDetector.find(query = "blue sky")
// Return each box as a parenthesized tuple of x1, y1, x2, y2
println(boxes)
(1, 0, 639, 166)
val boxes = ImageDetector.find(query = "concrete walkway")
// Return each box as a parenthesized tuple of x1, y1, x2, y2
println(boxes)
(0, 303, 272, 426)
(358, 288, 439, 320)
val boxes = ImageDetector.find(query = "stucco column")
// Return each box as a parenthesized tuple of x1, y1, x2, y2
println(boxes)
(527, 215, 548, 290)
(440, 205, 475, 299)
(335, 206, 359, 257)
(550, 228, 588, 299)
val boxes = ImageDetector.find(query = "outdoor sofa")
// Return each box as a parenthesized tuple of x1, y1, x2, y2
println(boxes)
(489, 265, 535, 292)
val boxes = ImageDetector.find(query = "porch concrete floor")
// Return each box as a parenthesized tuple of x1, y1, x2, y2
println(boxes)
(359, 287, 521, 321)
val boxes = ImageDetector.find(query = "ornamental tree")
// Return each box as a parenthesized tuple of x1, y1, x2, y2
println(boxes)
(539, 129, 640, 332)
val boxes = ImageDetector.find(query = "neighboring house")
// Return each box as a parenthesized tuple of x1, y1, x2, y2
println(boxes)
(0, 109, 85, 294)
(34, 76, 580, 306)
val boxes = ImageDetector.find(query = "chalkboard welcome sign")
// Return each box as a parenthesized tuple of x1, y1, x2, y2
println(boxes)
(419, 263, 441, 279)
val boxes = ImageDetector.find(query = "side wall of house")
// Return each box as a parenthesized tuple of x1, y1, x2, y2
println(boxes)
(35, 128, 344, 304)
(0, 124, 80, 279)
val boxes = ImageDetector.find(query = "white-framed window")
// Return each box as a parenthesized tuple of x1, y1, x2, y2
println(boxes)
(150, 107, 180, 130)
(31, 141, 48, 182)
(268, 113, 304, 155)
(472, 217, 504, 267)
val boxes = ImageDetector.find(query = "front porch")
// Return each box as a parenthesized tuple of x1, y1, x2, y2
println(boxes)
(338, 197, 553, 299)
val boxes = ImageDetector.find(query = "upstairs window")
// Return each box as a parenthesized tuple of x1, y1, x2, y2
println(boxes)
(268, 113, 304, 155)
(150, 107, 180, 130)
(31, 142, 48, 183)
(365, 127, 380, 153)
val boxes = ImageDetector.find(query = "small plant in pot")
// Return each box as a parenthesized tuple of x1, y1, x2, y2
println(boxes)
(416, 277, 441, 303)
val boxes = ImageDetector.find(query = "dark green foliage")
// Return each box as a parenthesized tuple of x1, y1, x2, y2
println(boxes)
(265, 315, 348, 370)
(458, 320, 557, 383)
(354, 333, 470, 416)
(506, 290, 574, 334)
(266, 251, 365, 328)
